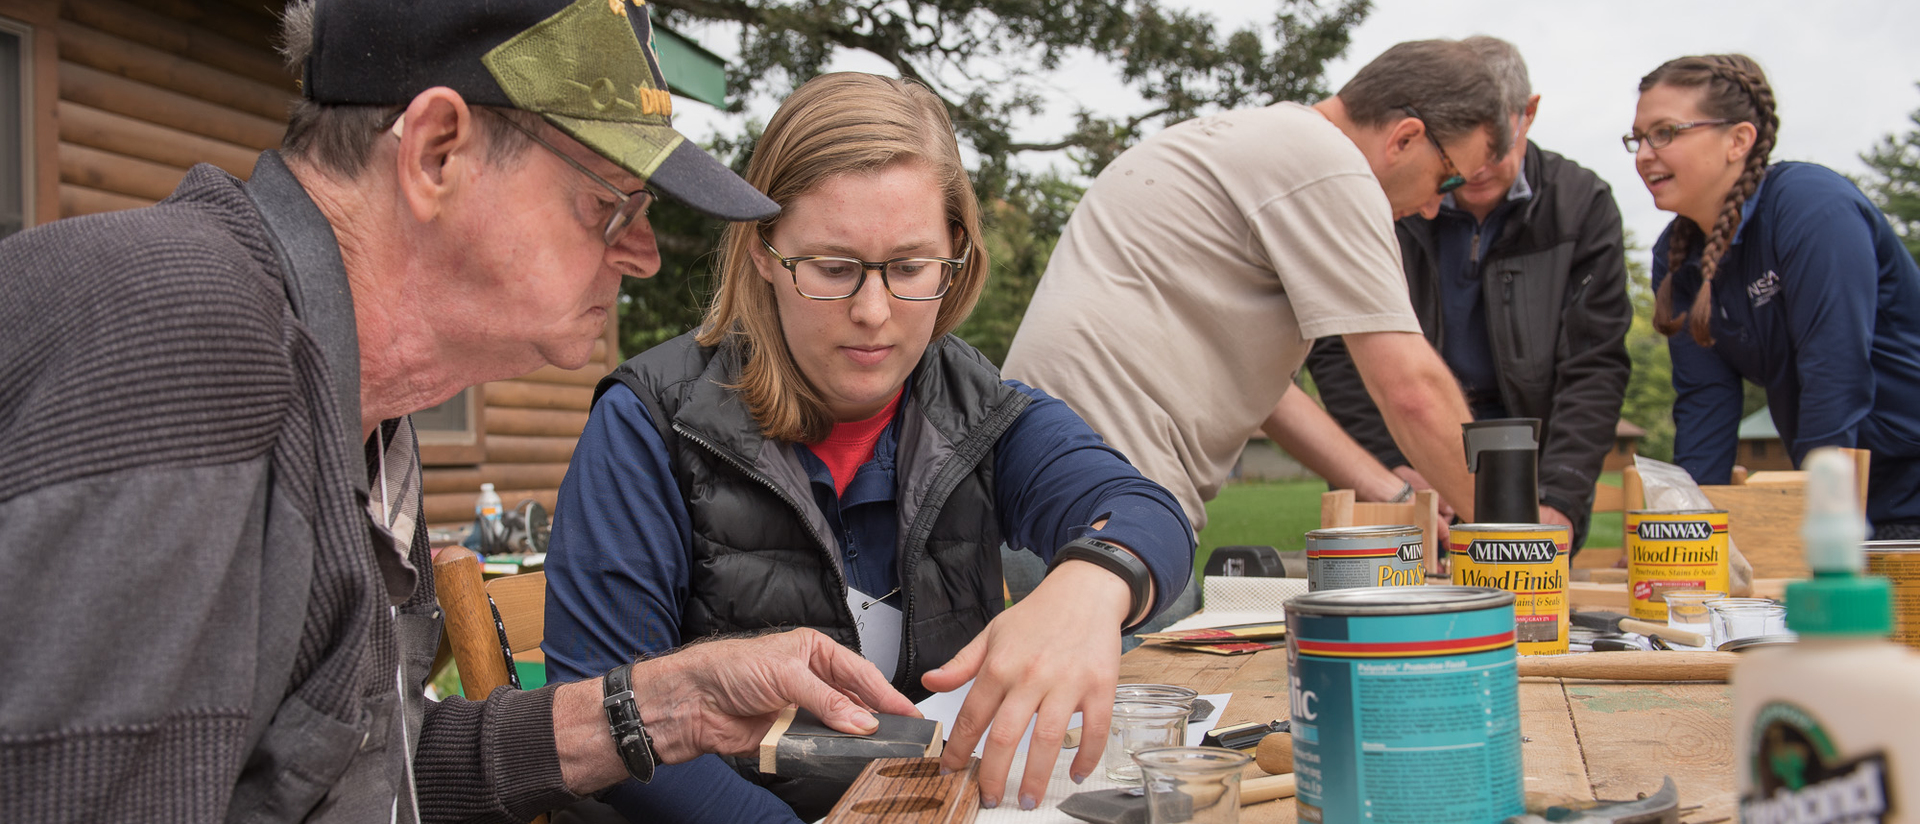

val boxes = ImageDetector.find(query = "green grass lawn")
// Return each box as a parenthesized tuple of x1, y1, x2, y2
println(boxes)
(1196, 472, 1623, 578)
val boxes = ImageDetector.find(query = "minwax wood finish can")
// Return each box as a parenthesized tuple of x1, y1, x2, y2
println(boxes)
(1304, 525, 1425, 591)
(1448, 523, 1569, 655)
(1626, 509, 1730, 622)
(1865, 540, 1920, 651)
(1286, 587, 1523, 824)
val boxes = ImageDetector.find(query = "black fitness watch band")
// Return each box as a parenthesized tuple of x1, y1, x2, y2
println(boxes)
(603, 662, 659, 783)
(1048, 536, 1154, 633)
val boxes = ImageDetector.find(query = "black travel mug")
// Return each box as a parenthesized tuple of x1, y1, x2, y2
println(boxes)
(1462, 418, 1542, 524)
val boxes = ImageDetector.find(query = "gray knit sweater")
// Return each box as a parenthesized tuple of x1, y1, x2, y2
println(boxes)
(0, 158, 575, 823)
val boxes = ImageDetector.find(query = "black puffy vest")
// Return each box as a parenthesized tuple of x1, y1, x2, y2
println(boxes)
(594, 333, 1029, 700)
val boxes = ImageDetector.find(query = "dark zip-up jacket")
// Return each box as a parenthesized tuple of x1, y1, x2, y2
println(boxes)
(1308, 143, 1632, 548)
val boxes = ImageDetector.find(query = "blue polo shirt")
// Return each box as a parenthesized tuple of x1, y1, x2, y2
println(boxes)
(1653, 161, 1920, 526)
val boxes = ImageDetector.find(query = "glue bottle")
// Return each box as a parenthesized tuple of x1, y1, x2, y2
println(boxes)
(1731, 448, 1920, 823)
(475, 483, 504, 551)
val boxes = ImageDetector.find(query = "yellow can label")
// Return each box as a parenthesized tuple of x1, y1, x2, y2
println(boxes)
(1626, 510, 1730, 622)
(1866, 548, 1920, 651)
(1449, 524, 1569, 656)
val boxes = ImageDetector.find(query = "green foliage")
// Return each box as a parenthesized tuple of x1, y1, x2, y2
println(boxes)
(1618, 233, 1676, 461)
(953, 171, 1084, 364)
(1861, 84, 1920, 263)
(1194, 478, 1329, 575)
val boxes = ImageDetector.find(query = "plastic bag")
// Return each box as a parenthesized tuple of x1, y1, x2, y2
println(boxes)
(1632, 455, 1755, 596)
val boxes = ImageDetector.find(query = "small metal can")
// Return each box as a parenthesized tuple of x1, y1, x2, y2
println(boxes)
(1866, 540, 1920, 651)
(1286, 586, 1523, 824)
(1448, 523, 1570, 655)
(1304, 525, 1425, 592)
(1626, 509, 1730, 622)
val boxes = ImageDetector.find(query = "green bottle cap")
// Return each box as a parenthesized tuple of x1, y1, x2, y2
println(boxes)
(1786, 574, 1892, 636)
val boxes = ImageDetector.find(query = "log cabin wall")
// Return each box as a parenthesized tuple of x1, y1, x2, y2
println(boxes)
(0, 0, 623, 537)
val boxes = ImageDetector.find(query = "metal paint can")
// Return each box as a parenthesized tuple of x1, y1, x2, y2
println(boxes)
(1304, 525, 1425, 592)
(1626, 509, 1730, 622)
(1448, 523, 1570, 655)
(1285, 587, 1522, 824)
(1865, 540, 1920, 651)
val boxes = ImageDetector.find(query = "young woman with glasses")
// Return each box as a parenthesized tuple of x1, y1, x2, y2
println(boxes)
(541, 72, 1194, 823)
(1631, 54, 1920, 536)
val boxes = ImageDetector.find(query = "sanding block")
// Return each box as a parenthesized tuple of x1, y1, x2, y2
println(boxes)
(759, 707, 943, 782)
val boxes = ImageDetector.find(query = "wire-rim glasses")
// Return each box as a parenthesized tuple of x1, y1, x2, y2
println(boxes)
(486, 112, 655, 246)
(759, 232, 969, 301)
(1399, 104, 1466, 195)
(1622, 119, 1734, 153)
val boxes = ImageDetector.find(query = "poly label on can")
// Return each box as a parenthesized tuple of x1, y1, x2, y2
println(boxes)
(1305, 525, 1425, 592)
(1287, 587, 1523, 824)
(1449, 523, 1569, 655)
(1626, 509, 1729, 622)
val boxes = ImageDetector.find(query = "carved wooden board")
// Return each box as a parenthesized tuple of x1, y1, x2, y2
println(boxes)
(823, 758, 981, 824)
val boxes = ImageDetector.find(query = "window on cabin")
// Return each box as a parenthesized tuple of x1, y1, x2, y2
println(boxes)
(0, 18, 30, 239)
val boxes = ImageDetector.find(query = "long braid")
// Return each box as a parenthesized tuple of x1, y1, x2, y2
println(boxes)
(1642, 54, 1780, 347)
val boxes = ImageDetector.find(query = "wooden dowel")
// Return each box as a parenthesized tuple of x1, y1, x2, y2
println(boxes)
(59, 62, 285, 150)
(60, 101, 259, 178)
(432, 547, 513, 699)
(1517, 651, 1737, 682)
(1241, 773, 1297, 805)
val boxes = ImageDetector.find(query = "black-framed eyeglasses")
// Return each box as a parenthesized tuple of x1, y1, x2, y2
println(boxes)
(1622, 119, 1734, 153)
(1399, 105, 1466, 195)
(486, 112, 655, 246)
(759, 232, 969, 301)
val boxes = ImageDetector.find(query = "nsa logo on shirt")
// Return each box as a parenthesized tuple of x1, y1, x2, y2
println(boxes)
(1749, 270, 1781, 307)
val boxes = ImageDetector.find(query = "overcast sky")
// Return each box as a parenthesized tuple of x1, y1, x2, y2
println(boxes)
(671, 0, 1920, 259)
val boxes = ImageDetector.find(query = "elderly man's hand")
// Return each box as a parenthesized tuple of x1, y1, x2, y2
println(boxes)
(630, 628, 920, 764)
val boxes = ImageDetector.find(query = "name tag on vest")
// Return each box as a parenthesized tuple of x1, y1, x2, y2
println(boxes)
(845, 586, 903, 681)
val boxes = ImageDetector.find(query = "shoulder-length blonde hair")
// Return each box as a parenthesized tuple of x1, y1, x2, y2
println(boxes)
(696, 72, 988, 444)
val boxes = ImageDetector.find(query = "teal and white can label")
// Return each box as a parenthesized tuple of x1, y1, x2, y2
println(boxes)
(1286, 587, 1523, 823)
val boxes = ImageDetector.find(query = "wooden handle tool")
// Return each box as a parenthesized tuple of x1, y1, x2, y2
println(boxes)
(1570, 610, 1708, 647)
(1253, 732, 1293, 776)
(1240, 773, 1297, 806)
(1517, 650, 1737, 681)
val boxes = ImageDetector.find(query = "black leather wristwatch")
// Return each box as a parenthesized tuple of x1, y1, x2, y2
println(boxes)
(1048, 536, 1154, 632)
(603, 662, 659, 783)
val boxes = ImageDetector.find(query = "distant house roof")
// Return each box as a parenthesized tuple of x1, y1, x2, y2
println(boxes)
(1616, 419, 1646, 438)
(653, 21, 728, 108)
(1738, 407, 1779, 440)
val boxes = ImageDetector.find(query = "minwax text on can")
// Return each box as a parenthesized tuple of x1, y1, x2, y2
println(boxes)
(1305, 525, 1425, 592)
(1448, 524, 1570, 656)
(1626, 509, 1729, 622)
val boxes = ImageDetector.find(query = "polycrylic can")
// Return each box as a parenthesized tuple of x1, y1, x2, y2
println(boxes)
(1304, 525, 1425, 591)
(1626, 509, 1730, 622)
(1285, 587, 1522, 824)
(1448, 523, 1570, 655)
(1865, 540, 1920, 651)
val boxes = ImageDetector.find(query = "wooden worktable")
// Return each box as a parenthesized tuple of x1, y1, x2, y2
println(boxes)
(1118, 643, 1735, 822)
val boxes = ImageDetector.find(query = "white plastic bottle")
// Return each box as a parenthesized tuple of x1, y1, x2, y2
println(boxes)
(475, 482, 504, 548)
(1732, 448, 1920, 823)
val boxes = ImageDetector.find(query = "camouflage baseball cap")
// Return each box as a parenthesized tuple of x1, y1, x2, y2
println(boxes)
(304, 0, 778, 222)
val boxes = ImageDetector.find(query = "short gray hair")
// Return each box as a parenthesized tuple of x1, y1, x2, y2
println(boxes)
(1461, 36, 1531, 113)
(1336, 39, 1512, 160)
(275, 0, 535, 180)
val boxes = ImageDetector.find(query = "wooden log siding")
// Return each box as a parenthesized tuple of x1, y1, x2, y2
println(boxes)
(48, 0, 293, 218)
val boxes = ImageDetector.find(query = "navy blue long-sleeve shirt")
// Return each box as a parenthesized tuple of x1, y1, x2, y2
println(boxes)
(1654, 161, 1920, 525)
(542, 377, 1194, 823)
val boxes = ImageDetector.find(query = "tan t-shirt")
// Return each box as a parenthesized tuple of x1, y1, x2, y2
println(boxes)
(1002, 102, 1419, 528)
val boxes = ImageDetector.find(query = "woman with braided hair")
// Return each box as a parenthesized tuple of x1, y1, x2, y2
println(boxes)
(1633, 54, 1920, 536)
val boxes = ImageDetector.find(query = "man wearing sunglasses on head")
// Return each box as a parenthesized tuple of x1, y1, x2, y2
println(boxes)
(1004, 39, 1509, 574)
(0, 1, 920, 821)
(1308, 37, 1632, 557)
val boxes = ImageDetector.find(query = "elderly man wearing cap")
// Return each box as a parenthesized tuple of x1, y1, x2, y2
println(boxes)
(0, 1, 916, 822)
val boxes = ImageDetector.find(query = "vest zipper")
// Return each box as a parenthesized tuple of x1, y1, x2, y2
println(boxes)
(894, 392, 1031, 688)
(671, 423, 862, 656)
